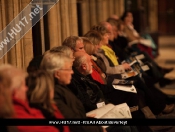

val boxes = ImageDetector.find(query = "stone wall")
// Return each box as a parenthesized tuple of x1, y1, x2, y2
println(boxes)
(0, 0, 124, 69)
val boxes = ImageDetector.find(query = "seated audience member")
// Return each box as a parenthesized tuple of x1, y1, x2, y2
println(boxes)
(49, 45, 75, 60)
(91, 24, 132, 75)
(69, 51, 141, 116)
(26, 70, 70, 132)
(0, 66, 18, 132)
(92, 22, 175, 87)
(0, 64, 60, 132)
(27, 55, 43, 73)
(103, 19, 174, 87)
(106, 18, 130, 61)
(62, 36, 85, 52)
(120, 11, 158, 58)
(82, 37, 106, 84)
(40, 50, 137, 132)
(83, 28, 175, 117)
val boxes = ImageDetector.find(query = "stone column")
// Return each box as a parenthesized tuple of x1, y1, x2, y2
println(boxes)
(108, 0, 114, 16)
(148, 0, 158, 32)
(21, 0, 33, 69)
(0, 0, 8, 64)
(0, 0, 33, 69)
(96, 0, 104, 23)
(119, 0, 125, 16)
(60, 0, 70, 41)
(6, 0, 17, 67)
(13, 0, 23, 68)
(79, 0, 90, 35)
(89, 0, 97, 27)
(114, 0, 124, 17)
(56, 2, 62, 45)
(102, 0, 108, 21)
(68, 0, 78, 36)
(47, 2, 60, 48)
(114, 0, 119, 16)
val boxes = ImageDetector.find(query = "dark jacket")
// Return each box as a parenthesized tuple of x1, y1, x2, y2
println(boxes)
(67, 68, 139, 112)
(54, 79, 103, 132)
(67, 68, 107, 112)
(109, 37, 130, 62)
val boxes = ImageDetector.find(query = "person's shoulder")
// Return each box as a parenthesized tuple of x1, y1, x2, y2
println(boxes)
(54, 84, 76, 98)
(55, 84, 69, 92)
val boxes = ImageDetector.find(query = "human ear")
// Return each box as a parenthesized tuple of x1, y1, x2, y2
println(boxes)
(54, 70, 60, 79)
(82, 64, 87, 70)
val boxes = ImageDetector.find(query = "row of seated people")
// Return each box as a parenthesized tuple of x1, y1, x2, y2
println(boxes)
(0, 37, 173, 132)
(1, 48, 140, 131)
(0, 59, 136, 131)
(112, 11, 159, 59)
(0, 65, 70, 132)
(106, 11, 173, 84)
(60, 36, 175, 130)
(80, 21, 175, 118)
(1, 14, 175, 132)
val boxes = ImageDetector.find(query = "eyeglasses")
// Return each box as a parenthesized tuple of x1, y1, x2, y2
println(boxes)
(59, 68, 73, 72)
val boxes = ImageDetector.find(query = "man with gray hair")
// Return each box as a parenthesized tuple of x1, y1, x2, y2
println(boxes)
(62, 36, 85, 52)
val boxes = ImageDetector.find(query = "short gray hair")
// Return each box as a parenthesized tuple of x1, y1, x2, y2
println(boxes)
(40, 52, 72, 75)
(49, 45, 73, 58)
(62, 36, 83, 50)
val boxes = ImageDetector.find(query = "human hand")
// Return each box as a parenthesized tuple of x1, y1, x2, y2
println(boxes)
(122, 63, 132, 70)
(102, 127, 107, 132)
(86, 114, 96, 118)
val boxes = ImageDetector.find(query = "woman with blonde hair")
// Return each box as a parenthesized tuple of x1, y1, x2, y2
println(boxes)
(81, 36, 106, 84)
(91, 24, 132, 74)
(0, 66, 18, 132)
(0, 71, 14, 118)
(26, 70, 70, 132)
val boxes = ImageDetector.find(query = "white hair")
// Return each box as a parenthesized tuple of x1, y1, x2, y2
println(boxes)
(40, 51, 72, 75)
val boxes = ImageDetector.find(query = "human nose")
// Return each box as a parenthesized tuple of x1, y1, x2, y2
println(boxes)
(71, 69, 74, 74)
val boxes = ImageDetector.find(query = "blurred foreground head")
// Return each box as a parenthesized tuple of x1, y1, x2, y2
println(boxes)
(0, 64, 27, 118)
(26, 70, 55, 114)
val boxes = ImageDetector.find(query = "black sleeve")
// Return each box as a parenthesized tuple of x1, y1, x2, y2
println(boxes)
(67, 78, 97, 112)
(54, 84, 87, 119)
(54, 86, 103, 132)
